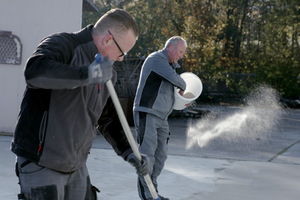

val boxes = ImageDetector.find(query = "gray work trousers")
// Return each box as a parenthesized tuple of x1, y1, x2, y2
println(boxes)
(134, 112, 169, 200)
(16, 156, 93, 200)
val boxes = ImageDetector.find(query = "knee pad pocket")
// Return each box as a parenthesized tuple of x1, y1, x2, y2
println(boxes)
(31, 185, 58, 200)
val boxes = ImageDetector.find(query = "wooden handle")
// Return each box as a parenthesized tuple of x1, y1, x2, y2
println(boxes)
(106, 80, 160, 200)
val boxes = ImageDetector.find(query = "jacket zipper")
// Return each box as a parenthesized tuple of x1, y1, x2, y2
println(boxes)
(37, 111, 48, 156)
(92, 84, 101, 110)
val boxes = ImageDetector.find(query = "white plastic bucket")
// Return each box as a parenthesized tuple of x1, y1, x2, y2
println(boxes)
(173, 72, 202, 110)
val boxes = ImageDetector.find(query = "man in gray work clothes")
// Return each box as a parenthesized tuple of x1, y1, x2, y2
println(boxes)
(133, 36, 187, 200)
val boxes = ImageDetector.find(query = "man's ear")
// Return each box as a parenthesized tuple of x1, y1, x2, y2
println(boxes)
(103, 34, 114, 47)
(168, 44, 175, 52)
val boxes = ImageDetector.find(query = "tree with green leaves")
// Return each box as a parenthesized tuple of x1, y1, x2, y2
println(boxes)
(83, 0, 300, 99)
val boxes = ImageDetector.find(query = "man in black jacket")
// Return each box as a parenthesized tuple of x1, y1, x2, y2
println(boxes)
(11, 8, 149, 200)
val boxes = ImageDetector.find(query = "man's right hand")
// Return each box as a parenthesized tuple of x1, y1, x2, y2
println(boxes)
(179, 89, 184, 96)
(88, 54, 113, 84)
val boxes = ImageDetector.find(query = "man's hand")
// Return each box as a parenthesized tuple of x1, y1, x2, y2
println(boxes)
(179, 89, 184, 96)
(127, 152, 150, 176)
(88, 54, 113, 84)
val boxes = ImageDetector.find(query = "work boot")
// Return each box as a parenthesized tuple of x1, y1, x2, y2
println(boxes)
(146, 195, 169, 200)
(158, 195, 169, 200)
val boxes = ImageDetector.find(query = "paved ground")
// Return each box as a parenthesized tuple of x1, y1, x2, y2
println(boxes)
(1, 105, 299, 200)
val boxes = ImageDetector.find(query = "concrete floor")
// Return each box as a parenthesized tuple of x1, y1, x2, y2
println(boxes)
(1, 105, 299, 199)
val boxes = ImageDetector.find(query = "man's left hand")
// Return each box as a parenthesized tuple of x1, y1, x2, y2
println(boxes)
(127, 153, 150, 176)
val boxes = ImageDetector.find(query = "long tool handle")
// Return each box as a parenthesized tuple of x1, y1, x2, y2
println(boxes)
(106, 80, 160, 200)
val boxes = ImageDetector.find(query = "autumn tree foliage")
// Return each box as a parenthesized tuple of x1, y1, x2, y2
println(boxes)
(83, 0, 300, 99)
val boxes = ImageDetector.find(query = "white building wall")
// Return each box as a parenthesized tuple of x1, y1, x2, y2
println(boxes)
(0, 0, 82, 133)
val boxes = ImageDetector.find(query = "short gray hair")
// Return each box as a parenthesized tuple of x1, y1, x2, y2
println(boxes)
(164, 36, 187, 49)
(93, 8, 139, 37)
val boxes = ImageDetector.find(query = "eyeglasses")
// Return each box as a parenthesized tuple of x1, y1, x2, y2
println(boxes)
(108, 30, 127, 57)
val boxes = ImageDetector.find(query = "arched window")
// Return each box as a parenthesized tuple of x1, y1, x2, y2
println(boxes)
(0, 31, 22, 65)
